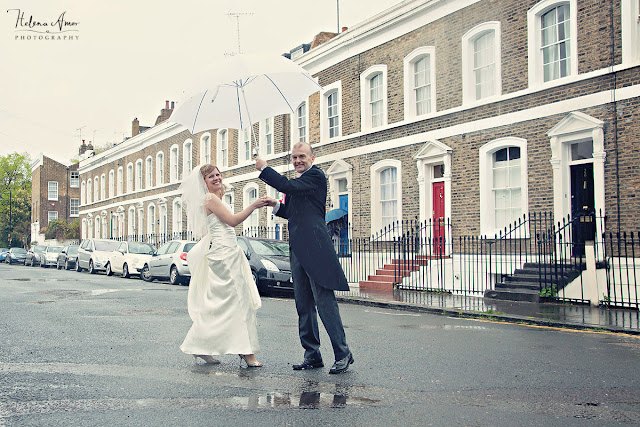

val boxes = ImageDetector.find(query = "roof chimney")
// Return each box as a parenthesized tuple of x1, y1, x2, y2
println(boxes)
(132, 117, 140, 137)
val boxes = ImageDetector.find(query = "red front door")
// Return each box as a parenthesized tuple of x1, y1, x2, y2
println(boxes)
(432, 182, 445, 255)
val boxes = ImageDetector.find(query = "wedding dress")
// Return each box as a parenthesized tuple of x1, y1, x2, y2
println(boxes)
(180, 204, 261, 356)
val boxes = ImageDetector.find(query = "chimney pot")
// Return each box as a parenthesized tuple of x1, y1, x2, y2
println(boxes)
(165, 100, 170, 109)
(171, 101, 175, 109)
(342, 26, 348, 32)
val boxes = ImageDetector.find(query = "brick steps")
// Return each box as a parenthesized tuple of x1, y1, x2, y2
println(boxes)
(360, 256, 443, 291)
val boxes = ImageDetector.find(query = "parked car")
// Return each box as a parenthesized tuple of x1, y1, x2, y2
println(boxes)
(40, 246, 63, 268)
(106, 241, 156, 278)
(236, 236, 293, 296)
(5, 247, 27, 264)
(76, 238, 121, 274)
(0, 248, 8, 262)
(56, 245, 79, 270)
(141, 240, 195, 285)
(25, 245, 46, 267)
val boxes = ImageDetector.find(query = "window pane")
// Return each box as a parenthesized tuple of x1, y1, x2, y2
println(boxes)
(571, 141, 593, 161)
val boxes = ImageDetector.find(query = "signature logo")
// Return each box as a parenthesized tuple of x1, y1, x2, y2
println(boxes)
(7, 8, 79, 40)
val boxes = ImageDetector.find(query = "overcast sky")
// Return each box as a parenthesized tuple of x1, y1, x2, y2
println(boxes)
(0, 0, 399, 164)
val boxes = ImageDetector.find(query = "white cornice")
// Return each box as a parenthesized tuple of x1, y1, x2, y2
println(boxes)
(78, 120, 187, 173)
(297, 0, 481, 75)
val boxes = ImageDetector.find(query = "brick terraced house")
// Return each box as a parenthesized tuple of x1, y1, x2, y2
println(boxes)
(75, 0, 640, 305)
(30, 155, 81, 244)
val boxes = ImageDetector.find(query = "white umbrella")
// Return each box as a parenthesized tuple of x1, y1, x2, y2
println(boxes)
(169, 54, 322, 138)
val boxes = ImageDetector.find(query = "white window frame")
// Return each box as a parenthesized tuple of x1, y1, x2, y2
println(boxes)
(135, 160, 143, 191)
(157, 151, 165, 185)
(183, 139, 193, 178)
(370, 159, 402, 237)
(158, 203, 167, 236)
(108, 170, 114, 198)
(117, 166, 123, 195)
(147, 204, 156, 235)
(291, 101, 308, 144)
(320, 81, 342, 141)
(403, 47, 436, 120)
(70, 198, 79, 217)
(100, 174, 106, 200)
(94, 177, 99, 201)
(527, 0, 578, 88)
(127, 163, 134, 193)
(462, 22, 502, 104)
(622, 0, 640, 64)
(360, 65, 388, 131)
(168, 146, 178, 183)
(86, 179, 92, 204)
(223, 189, 234, 213)
(172, 198, 182, 235)
(48, 211, 58, 224)
(48, 181, 58, 201)
(81, 218, 87, 239)
(128, 207, 136, 237)
(479, 137, 529, 237)
(243, 183, 260, 234)
(239, 127, 252, 165)
(70, 171, 79, 187)
(145, 156, 153, 189)
(200, 133, 212, 165)
(80, 181, 86, 205)
(217, 129, 229, 169)
(260, 117, 274, 156)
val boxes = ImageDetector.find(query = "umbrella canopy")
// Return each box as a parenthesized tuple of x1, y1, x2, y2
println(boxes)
(325, 208, 348, 223)
(169, 54, 322, 134)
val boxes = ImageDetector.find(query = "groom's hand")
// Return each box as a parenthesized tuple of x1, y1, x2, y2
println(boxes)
(255, 157, 267, 171)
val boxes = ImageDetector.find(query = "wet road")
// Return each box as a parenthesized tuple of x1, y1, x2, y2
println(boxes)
(1, 263, 639, 426)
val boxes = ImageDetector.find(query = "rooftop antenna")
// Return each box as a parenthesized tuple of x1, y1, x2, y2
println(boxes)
(337, 0, 340, 34)
(227, 11, 253, 54)
(76, 125, 86, 141)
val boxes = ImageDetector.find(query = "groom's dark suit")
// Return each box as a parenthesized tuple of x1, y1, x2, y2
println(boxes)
(260, 165, 350, 362)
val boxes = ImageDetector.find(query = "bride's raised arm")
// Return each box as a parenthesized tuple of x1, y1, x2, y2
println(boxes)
(205, 193, 270, 228)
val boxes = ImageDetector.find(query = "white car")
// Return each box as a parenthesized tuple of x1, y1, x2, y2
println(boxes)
(40, 246, 63, 268)
(106, 241, 156, 278)
(76, 238, 121, 274)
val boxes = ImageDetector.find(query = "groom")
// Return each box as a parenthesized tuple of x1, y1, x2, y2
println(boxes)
(255, 142, 353, 374)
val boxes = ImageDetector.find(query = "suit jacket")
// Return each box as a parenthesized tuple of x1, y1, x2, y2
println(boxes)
(259, 165, 349, 291)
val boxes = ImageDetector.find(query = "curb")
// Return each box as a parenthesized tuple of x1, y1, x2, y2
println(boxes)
(336, 296, 640, 336)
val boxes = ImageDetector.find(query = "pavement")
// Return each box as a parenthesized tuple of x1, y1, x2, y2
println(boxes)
(337, 287, 640, 335)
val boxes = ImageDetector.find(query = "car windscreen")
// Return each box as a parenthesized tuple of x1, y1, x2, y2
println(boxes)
(0, 248, 8, 252)
(250, 240, 290, 256)
(184, 243, 196, 252)
(13, 248, 27, 254)
(129, 242, 155, 255)
(94, 241, 121, 252)
(34, 246, 46, 252)
(67, 246, 79, 255)
(48, 246, 63, 253)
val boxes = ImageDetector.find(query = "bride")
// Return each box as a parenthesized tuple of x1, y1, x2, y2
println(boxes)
(179, 164, 270, 367)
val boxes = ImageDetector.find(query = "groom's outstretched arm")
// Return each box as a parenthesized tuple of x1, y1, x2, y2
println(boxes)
(259, 166, 323, 194)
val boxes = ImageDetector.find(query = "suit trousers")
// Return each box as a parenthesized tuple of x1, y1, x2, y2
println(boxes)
(291, 251, 350, 362)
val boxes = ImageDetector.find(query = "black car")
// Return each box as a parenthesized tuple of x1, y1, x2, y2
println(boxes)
(57, 245, 79, 270)
(25, 245, 46, 267)
(236, 236, 293, 296)
(5, 247, 27, 264)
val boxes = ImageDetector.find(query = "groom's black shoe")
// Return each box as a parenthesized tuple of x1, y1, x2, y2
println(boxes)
(292, 358, 324, 370)
(329, 352, 354, 374)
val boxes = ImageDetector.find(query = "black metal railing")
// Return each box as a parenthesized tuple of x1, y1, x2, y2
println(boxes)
(603, 231, 639, 309)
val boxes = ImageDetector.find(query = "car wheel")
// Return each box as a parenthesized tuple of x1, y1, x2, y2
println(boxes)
(122, 263, 130, 279)
(105, 262, 113, 276)
(169, 266, 180, 285)
(57, 262, 61, 270)
(141, 264, 153, 282)
(65, 260, 70, 270)
(75, 261, 82, 272)
(88, 260, 96, 274)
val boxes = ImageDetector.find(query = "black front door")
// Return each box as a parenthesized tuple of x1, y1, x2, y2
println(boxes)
(570, 163, 595, 257)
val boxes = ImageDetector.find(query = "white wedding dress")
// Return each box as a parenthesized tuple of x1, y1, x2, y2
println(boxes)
(180, 204, 261, 356)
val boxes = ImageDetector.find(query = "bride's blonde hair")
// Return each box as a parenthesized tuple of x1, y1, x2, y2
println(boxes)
(200, 164, 226, 198)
